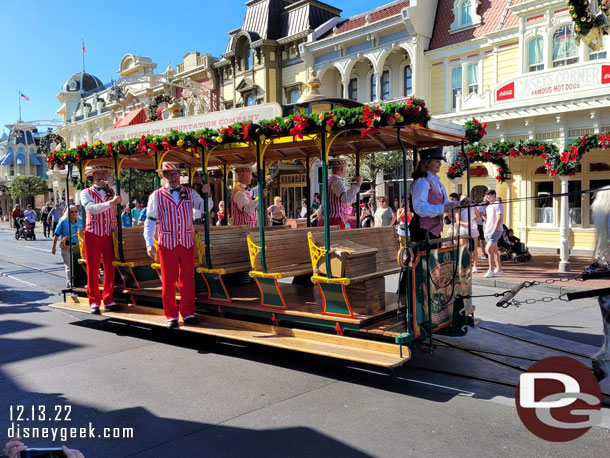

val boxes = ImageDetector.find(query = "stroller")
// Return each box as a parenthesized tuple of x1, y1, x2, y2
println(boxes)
(498, 226, 531, 263)
(15, 217, 36, 241)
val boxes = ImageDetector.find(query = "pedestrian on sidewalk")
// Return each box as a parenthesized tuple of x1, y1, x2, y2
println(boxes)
(50, 203, 63, 234)
(24, 205, 37, 231)
(455, 195, 480, 272)
(476, 201, 488, 259)
(41, 202, 52, 237)
(483, 190, 504, 278)
(11, 204, 23, 229)
(51, 205, 83, 288)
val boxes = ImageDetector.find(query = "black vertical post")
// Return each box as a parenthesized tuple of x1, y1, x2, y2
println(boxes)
(321, 134, 331, 277)
(200, 150, 212, 268)
(355, 152, 361, 228)
(114, 154, 125, 263)
(66, 164, 74, 292)
(306, 155, 311, 227)
(223, 164, 228, 226)
(397, 128, 411, 339)
(256, 140, 267, 273)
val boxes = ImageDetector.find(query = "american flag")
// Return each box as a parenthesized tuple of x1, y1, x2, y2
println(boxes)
(19, 92, 30, 101)
(82, 38, 86, 54)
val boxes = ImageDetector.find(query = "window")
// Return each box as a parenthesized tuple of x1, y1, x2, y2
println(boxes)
(590, 39, 607, 60)
(552, 26, 579, 67)
(461, 0, 472, 26)
(380, 70, 390, 100)
(403, 65, 412, 97)
(534, 182, 554, 224)
(287, 88, 300, 104)
(451, 67, 462, 109)
(569, 181, 582, 225)
(467, 63, 478, 94)
(246, 94, 256, 106)
(528, 37, 544, 72)
(370, 74, 377, 101)
(589, 179, 610, 225)
(348, 78, 358, 101)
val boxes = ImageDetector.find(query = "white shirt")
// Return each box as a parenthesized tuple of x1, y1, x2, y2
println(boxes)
(484, 201, 504, 235)
(80, 186, 128, 215)
(144, 186, 212, 247)
(330, 176, 360, 205)
(233, 183, 259, 215)
(412, 172, 450, 217)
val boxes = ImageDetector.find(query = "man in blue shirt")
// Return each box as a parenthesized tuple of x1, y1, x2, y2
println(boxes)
(51, 205, 84, 288)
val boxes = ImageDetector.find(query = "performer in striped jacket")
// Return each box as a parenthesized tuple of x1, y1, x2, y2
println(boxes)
(80, 165, 128, 313)
(231, 164, 267, 227)
(319, 158, 372, 229)
(144, 162, 213, 329)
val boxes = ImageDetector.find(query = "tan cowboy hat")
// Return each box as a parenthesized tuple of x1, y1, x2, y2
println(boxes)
(233, 163, 254, 173)
(157, 161, 186, 173)
(85, 165, 114, 177)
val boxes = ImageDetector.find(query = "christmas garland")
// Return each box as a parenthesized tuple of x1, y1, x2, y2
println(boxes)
(568, 0, 610, 37)
(46, 99, 431, 169)
(148, 94, 172, 121)
(39, 133, 66, 155)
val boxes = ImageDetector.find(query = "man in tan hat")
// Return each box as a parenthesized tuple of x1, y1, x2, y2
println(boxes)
(231, 164, 267, 227)
(320, 158, 372, 229)
(144, 162, 213, 329)
(80, 164, 128, 313)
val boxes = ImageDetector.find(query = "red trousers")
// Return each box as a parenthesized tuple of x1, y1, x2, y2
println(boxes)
(83, 232, 115, 306)
(158, 244, 196, 321)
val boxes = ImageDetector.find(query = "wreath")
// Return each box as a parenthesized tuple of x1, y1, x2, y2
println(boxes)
(569, 0, 610, 49)
(39, 133, 66, 155)
(148, 94, 172, 121)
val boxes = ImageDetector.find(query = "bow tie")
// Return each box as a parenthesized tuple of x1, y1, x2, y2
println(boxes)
(169, 187, 181, 193)
(96, 186, 109, 192)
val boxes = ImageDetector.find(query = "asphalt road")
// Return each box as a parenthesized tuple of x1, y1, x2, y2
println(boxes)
(1, 229, 609, 457)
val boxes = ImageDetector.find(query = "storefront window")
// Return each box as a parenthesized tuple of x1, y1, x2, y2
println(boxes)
(589, 39, 607, 60)
(528, 37, 544, 72)
(569, 180, 582, 225)
(552, 26, 578, 67)
(534, 181, 554, 224)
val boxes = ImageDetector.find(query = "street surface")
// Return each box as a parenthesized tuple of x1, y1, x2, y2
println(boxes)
(1, 228, 609, 457)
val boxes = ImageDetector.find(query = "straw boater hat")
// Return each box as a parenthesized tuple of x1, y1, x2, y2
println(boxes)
(418, 147, 444, 161)
(328, 158, 347, 168)
(157, 161, 185, 173)
(233, 163, 254, 173)
(85, 165, 114, 177)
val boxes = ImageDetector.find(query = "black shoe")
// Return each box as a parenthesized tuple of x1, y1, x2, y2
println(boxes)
(183, 316, 200, 326)
(90, 306, 101, 315)
(167, 320, 179, 330)
(104, 303, 121, 312)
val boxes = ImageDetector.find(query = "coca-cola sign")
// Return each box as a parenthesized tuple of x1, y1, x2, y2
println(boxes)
(494, 63, 610, 104)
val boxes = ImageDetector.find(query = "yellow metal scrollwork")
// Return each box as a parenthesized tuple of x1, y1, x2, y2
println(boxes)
(246, 233, 261, 270)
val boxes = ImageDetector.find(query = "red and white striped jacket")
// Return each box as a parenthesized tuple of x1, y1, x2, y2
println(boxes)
(155, 187, 195, 249)
(326, 175, 347, 222)
(231, 184, 257, 227)
(83, 186, 117, 236)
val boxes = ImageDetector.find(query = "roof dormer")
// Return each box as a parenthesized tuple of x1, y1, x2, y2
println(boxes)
(450, 0, 482, 33)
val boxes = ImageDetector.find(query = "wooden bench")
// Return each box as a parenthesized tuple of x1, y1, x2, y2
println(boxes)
(112, 226, 161, 291)
(308, 226, 400, 317)
(194, 225, 257, 301)
(247, 226, 333, 309)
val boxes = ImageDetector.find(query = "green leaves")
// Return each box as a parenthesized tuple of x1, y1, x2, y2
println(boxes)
(8, 175, 49, 200)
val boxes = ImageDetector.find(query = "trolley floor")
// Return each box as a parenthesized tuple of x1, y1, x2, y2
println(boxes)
(50, 297, 410, 368)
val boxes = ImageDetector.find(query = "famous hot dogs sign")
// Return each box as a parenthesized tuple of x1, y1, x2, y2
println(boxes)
(495, 63, 610, 103)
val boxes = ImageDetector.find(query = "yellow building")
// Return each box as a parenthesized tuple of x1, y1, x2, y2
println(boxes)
(426, 0, 610, 269)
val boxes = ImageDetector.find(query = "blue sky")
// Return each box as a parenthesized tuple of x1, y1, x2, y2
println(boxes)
(0, 0, 374, 134)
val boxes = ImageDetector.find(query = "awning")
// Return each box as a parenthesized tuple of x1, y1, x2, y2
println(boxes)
(29, 153, 42, 166)
(112, 108, 147, 129)
(16, 153, 26, 165)
(0, 152, 14, 166)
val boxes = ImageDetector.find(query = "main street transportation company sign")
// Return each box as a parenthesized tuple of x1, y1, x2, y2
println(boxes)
(100, 103, 283, 143)
(495, 63, 610, 103)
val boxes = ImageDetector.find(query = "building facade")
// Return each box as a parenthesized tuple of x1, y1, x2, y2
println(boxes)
(427, 0, 610, 265)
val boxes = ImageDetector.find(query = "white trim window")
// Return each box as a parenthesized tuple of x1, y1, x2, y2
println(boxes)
(528, 37, 544, 72)
(467, 63, 478, 94)
(450, 0, 481, 32)
(403, 65, 412, 97)
(590, 37, 607, 60)
(348, 78, 358, 101)
(552, 25, 578, 67)
(370, 74, 376, 102)
(451, 67, 462, 109)
(380, 70, 390, 101)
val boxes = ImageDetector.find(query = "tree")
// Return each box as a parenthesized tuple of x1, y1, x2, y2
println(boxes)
(8, 175, 49, 206)
(360, 150, 406, 190)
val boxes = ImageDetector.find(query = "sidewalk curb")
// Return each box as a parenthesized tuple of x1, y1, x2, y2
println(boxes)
(472, 277, 585, 294)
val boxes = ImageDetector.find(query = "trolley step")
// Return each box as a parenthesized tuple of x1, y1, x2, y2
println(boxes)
(50, 298, 410, 368)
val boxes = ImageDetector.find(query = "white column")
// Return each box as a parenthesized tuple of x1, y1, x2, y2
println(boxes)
(559, 176, 571, 272)
(450, 177, 461, 193)
(375, 72, 381, 101)
(505, 179, 512, 228)
(342, 79, 349, 99)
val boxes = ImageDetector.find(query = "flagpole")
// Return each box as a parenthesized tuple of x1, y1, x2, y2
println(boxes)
(80, 38, 85, 97)
(18, 90, 21, 122)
